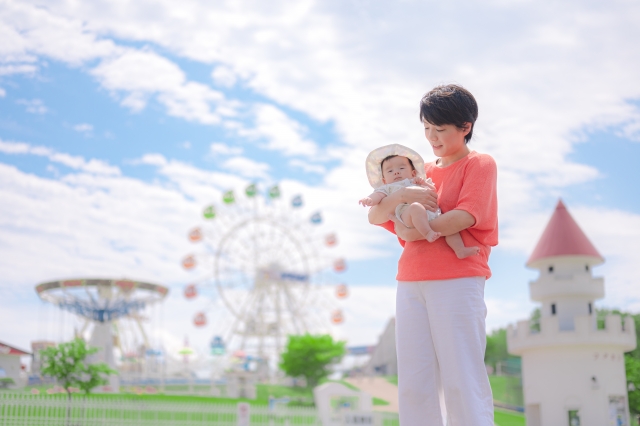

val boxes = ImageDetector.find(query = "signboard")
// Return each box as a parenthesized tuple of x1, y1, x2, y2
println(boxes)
(237, 402, 250, 426)
(568, 410, 580, 426)
(313, 382, 373, 426)
(344, 412, 374, 424)
(608, 396, 628, 426)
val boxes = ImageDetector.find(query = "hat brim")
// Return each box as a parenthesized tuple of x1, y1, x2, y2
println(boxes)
(365, 144, 425, 188)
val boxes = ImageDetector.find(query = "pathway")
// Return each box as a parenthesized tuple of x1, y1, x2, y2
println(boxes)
(345, 377, 502, 425)
(344, 376, 399, 413)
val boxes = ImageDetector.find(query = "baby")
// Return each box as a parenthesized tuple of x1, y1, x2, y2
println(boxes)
(359, 144, 479, 259)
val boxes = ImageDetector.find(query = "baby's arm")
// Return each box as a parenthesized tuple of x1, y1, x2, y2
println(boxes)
(359, 191, 386, 207)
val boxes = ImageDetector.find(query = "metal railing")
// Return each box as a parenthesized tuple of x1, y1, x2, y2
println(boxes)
(0, 392, 399, 426)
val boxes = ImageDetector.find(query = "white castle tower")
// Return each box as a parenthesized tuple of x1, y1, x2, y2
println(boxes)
(507, 200, 636, 426)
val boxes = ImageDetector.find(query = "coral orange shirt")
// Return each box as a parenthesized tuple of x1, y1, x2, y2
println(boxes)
(378, 151, 498, 281)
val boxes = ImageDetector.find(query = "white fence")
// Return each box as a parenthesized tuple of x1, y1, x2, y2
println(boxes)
(0, 393, 399, 426)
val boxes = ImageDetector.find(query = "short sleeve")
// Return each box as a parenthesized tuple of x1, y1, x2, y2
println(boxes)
(374, 187, 388, 195)
(455, 155, 498, 234)
(375, 220, 406, 247)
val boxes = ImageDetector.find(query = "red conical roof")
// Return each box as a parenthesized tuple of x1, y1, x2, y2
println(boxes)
(527, 199, 603, 266)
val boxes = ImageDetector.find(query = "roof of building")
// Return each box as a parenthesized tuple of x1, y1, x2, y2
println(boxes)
(527, 199, 603, 266)
(0, 342, 31, 356)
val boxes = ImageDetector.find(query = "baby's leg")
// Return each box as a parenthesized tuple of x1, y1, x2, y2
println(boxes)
(401, 203, 441, 243)
(445, 232, 480, 259)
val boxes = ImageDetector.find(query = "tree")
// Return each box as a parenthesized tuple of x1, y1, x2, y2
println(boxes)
(40, 338, 116, 399)
(485, 328, 511, 372)
(598, 309, 640, 418)
(279, 334, 346, 388)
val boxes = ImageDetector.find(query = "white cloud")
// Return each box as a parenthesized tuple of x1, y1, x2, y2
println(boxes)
(210, 142, 243, 156)
(234, 104, 319, 157)
(73, 123, 93, 133)
(0, 64, 37, 76)
(16, 98, 47, 114)
(616, 113, 640, 142)
(0, 87, 6, 97)
(138, 153, 168, 166)
(0, 0, 118, 66)
(289, 159, 326, 174)
(134, 152, 247, 202)
(0, 139, 120, 175)
(221, 156, 270, 180)
(91, 48, 232, 124)
(1, 0, 640, 335)
(211, 65, 237, 87)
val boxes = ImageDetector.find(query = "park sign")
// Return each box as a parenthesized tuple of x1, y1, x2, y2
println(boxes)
(313, 382, 373, 426)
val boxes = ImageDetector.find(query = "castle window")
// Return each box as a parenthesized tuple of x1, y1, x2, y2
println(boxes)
(548, 266, 554, 273)
(588, 303, 592, 314)
(551, 304, 556, 315)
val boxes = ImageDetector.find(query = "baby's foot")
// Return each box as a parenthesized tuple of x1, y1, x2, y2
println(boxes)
(425, 230, 441, 243)
(455, 246, 480, 259)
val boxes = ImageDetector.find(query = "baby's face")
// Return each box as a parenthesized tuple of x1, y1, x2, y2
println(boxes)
(381, 156, 416, 184)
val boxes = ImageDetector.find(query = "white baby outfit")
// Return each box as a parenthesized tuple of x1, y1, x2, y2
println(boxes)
(374, 178, 440, 227)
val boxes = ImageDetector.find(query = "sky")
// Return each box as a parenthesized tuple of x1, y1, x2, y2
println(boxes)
(1, 0, 640, 362)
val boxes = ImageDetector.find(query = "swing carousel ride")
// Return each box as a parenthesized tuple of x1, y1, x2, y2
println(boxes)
(181, 183, 348, 361)
(35, 278, 169, 389)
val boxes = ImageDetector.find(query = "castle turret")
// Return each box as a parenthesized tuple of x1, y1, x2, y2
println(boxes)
(507, 200, 636, 426)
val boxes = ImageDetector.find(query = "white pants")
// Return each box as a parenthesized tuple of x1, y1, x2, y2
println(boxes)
(396, 277, 494, 426)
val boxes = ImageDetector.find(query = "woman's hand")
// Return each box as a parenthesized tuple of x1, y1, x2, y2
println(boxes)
(389, 209, 476, 242)
(368, 184, 438, 225)
(403, 185, 438, 212)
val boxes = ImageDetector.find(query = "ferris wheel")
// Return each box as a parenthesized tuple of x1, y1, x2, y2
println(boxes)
(181, 183, 348, 357)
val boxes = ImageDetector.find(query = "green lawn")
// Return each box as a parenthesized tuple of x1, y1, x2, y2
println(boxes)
(494, 408, 526, 426)
(327, 380, 390, 406)
(20, 380, 393, 408)
(489, 375, 508, 402)
(20, 376, 525, 423)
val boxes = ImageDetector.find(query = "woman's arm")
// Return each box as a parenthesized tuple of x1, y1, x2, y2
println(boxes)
(392, 209, 476, 241)
(368, 185, 438, 225)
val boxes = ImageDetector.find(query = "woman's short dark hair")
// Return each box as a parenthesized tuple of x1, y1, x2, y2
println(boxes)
(419, 84, 478, 144)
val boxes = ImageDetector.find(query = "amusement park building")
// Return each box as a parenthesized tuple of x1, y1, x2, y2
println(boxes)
(0, 341, 30, 389)
(507, 200, 635, 426)
(365, 318, 397, 377)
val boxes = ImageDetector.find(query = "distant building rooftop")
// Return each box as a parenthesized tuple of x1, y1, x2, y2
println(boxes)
(527, 199, 603, 266)
(0, 342, 31, 356)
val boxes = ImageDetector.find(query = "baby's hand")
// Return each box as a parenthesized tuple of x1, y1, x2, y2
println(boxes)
(359, 197, 375, 207)
(413, 176, 426, 186)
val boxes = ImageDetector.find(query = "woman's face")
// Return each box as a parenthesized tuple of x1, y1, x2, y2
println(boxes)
(423, 120, 471, 162)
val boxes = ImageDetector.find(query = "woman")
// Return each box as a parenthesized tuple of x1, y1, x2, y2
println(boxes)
(368, 84, 498, 425)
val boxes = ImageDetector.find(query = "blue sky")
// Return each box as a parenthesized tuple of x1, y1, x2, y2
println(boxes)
(1, 0, 640, 358)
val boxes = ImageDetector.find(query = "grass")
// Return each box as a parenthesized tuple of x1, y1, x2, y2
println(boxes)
(20, 375, 526, 423)
(333, 380, 390, 406)
(489, 375, 508, 402)
(22, 381, 390, 407)
(0, 393, 320, 425)
(494, 408, 526, 426)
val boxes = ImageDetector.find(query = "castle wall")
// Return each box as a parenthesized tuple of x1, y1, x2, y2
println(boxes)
(521, 347, 629, 426)
(508, 314, 635, 355)
(508, 313, 635, 425)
